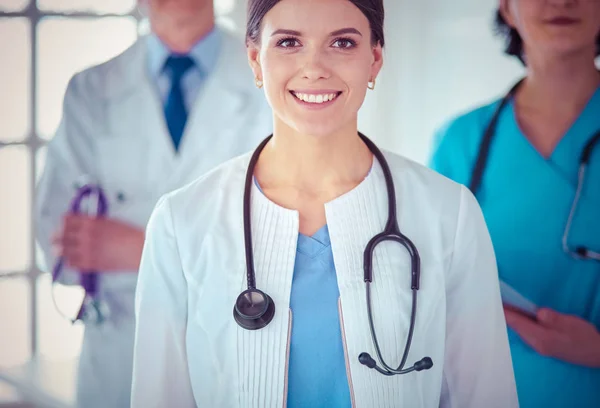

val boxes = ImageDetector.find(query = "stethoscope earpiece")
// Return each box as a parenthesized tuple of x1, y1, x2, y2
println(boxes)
(233, 288, 276, 330)
(358, 352, 377, 368)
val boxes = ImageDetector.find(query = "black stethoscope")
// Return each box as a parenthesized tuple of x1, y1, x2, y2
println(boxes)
(470, 79, 600, 261)
(232, 133, 434, 376)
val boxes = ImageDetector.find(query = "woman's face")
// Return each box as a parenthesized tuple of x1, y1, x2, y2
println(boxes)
(501, 0, 600, 59)
(248, 0, 383, 138)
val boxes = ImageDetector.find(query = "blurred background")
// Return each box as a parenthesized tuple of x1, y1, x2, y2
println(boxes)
(0, 0, 532, 406)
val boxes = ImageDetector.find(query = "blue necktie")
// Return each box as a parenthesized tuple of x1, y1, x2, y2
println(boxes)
(163, 55, 194, 151)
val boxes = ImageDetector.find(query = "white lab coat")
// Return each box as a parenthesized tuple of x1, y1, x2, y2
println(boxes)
(35, 27, 272, 408)
(131, 150, 519, 407)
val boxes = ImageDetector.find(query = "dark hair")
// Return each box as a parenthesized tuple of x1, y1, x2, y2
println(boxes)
(246, 0, 385, 47)
(494, 9, 600, 65)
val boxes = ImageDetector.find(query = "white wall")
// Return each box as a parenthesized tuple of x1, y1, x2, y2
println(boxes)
(358, 0, 526, 163)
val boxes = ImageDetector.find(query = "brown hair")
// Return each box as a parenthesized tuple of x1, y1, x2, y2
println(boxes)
(246, 0, 385, 47)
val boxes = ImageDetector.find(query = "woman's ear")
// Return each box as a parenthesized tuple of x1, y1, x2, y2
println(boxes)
(247, 43, 263, 84)
(499, 0, 516, 29)
(369, 43, 384, 84)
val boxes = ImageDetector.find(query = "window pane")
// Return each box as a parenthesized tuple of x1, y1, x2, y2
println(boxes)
(37, 274, 84, 360)
(0, 18, 30, 143)
(37, 0, 135, 14)
(36, 17, 138, 139)
(36, 145, 47, 183)
(0, 380, 22, 403)
(0, 0, 29, 12)
(0, 278, 31, 368)
(0, 146, 31, 274)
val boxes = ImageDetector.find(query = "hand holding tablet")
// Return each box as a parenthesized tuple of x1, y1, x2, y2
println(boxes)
(500, 280, 539, 320)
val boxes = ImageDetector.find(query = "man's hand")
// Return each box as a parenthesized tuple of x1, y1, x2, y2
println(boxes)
(53, 214, 145, 272)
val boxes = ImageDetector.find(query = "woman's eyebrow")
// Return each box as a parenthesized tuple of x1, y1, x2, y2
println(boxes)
(271, 29, 302, 36)
(330, 28, 362, 37)
(270, 28, 362, 37)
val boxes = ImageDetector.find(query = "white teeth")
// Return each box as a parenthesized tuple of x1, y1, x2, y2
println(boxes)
(293, 92, 338, 103)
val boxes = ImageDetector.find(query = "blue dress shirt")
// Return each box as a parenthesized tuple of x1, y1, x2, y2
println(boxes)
(145, 27, 222, 110)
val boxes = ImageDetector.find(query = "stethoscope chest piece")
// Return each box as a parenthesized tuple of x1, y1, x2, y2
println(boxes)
(233, 288, 276, 330)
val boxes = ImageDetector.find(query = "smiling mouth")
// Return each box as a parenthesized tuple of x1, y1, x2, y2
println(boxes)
(290, 91, 343, 104)
(546, 17, 579, 25)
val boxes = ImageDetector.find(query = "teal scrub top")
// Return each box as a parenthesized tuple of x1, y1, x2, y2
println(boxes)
(429, 86, 600, 408)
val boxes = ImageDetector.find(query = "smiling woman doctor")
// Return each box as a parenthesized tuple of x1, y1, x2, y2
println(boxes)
(130, 0, 518, 406)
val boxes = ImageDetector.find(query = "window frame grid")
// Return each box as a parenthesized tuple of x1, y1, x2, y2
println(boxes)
(0, 0, 142, 359)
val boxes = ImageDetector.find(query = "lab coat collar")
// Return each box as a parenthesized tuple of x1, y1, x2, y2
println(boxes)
(101, 26, 241, 105)
(250, 155, 383, 221)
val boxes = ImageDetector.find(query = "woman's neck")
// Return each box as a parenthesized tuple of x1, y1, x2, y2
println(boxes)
(512, 48, 599, 157)
(518, 48, 600, 114)
(254, 120, 373, 201)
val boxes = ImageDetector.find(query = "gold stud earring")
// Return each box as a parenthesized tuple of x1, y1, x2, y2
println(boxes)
(255, 78, 263, 88)
(367, 78, 376, 90)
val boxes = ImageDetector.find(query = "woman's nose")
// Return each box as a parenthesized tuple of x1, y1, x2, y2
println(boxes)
(300, 49, 332, 81)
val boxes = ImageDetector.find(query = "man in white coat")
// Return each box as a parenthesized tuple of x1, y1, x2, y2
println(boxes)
(34, 1, 271, 407)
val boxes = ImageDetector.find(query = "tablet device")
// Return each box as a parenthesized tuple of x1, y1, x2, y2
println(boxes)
(499, 280, 539, 320)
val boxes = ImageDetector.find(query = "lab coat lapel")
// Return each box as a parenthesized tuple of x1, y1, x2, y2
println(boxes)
(99, 38, 176, 198)
(170, 68, 246, 186)
(235, 183, 298, 407)
(324, 159, 442, 407)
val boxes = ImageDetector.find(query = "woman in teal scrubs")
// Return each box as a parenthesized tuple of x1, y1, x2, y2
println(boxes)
(429, 1, 600, 407)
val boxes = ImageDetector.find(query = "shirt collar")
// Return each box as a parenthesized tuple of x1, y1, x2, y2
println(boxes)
(146, 26, 222, 79)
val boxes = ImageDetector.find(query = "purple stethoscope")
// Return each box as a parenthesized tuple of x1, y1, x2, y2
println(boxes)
(51, 183, 110, 324)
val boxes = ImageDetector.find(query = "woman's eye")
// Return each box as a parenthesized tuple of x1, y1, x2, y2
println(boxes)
(333, 38, 356, 49)
(277, 38, 300, 48)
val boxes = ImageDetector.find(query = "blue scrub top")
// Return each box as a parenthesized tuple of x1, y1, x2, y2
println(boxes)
(253, 179, 352, 407)
(429, 86, 600, 408)
(286, 225, 352, 407)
